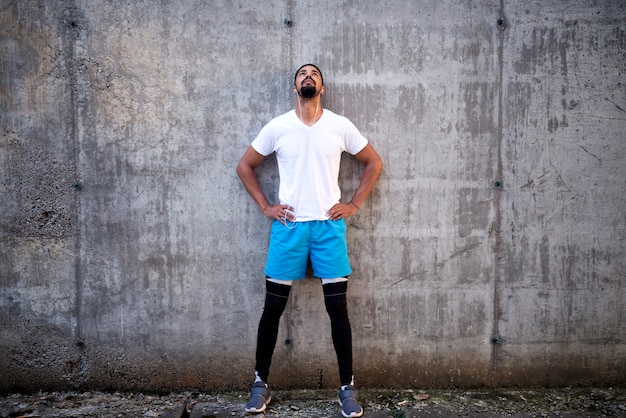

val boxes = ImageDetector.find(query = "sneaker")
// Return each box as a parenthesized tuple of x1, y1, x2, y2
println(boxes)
(245, 381, 271, 413)
(338, 385, 363, 418)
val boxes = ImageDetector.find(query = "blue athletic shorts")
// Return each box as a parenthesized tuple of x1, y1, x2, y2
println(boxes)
(264, 219, 352, 280)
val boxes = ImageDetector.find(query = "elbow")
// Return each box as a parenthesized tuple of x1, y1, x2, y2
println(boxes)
(236, 160, 247, 180)
(373, 157, 384, 178)
(236, 162, 242, 179)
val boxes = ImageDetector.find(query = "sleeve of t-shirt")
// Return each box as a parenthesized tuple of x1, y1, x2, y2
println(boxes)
(250, 123, 275, 157)
(343, 118, 369, 155)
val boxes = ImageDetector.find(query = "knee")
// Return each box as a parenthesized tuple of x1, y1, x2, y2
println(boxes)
(324, 296, 348, 320)
(263, 296, 287, 317)
(263, 280, 291, 317)
(323, 281, 349, 318)
(324, 292, 348, 321)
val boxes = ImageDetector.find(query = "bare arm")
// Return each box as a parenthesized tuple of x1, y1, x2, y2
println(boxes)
(236, 146, 295, 223)
(327, 143, 383, 220)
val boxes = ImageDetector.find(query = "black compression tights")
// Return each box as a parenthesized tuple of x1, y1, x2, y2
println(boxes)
(323, 280, 353, 386)
(254, 279, 353, 386)
(255, 280, 291, 383)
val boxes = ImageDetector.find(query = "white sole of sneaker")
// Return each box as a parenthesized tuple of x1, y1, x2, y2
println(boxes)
(245, 396, 271, 414)
(338, 399, 363, 418)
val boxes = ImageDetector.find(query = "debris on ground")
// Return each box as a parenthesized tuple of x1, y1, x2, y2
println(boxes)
(0, 387, 624, 417)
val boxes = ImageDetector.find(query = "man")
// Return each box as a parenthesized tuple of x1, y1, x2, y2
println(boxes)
(236, 64, 383, 418)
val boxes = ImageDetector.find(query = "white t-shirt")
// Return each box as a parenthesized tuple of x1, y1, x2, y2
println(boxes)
(251, 109, 368, 221)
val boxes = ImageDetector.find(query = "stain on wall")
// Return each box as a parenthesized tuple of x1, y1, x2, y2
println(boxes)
(1, 0, 625, 392)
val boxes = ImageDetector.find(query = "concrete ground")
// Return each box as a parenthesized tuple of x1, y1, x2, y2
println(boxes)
(1, 387, 624, 418)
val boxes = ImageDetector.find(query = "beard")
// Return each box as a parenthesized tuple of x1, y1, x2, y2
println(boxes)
(300, 85, 317, 98)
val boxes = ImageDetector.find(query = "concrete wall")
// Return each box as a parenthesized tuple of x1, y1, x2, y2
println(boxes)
(1, 0, 624, 392)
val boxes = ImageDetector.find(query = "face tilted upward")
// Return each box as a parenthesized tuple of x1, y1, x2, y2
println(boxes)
(294, 65, 324, 98)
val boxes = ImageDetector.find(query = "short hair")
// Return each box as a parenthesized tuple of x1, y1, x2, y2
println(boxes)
(294, 64, 324, 86)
